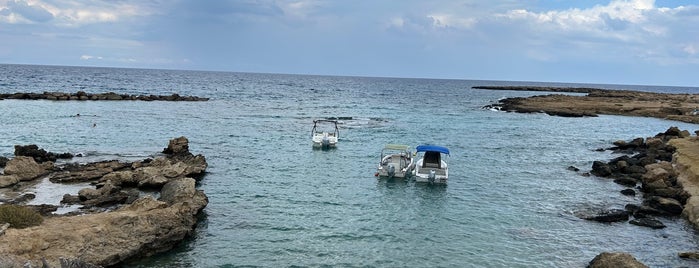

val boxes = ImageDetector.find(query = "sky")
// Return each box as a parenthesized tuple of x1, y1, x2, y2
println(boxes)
(1, 0, 698, 86)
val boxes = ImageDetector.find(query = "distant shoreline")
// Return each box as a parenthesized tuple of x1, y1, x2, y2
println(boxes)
(472, 85, 605, 93)
(477, 85, 699, 124)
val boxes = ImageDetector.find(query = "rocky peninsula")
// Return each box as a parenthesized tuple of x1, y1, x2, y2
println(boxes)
(478, 86, 699, 123)
(0, 137, 208, 267)
(0, 91, 209, 101)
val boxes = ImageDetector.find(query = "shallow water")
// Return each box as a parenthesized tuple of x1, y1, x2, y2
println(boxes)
(1, 64, 699, 267)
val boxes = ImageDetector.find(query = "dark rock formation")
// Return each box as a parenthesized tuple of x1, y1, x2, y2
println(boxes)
(587, 252, 649, 268)
(0, 156, 8, 168)
(14, 144, 73, 163)
(629, 218, 666, 229)
(577, 209, 629, 223)
(0, 91, 209, 101)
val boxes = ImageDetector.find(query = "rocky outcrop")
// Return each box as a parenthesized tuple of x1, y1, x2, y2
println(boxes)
(14, 144, 73, 163)
(481, 87, 699, 124)
(0, 91, 209, 101)
(0, 156, 53, 188)
(0, 178, 207, 267)
(588, 252, 648, 268)
(0, 138, 208, 267)
(574, 127, 697, 237)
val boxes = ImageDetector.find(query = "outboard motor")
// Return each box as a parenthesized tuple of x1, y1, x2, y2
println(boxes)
(322, 136, 330, 148)
(428, 170, 436, 183)
(387, 164, 396, 178)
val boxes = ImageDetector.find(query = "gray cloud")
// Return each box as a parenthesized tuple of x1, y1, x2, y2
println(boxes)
(7, 0, 54, 22)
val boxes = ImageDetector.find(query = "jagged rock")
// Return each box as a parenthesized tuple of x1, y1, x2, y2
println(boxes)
(163, 136, 190, 155)
(159, 177, 196, 205)
(577, 209, 629, 223)
(2, 156, 52, 181)
(588, 252, 649, 268)
(50, 160, 130, 183)
(646, 196, 683, 215)
(14, 144, 73, 163)
(0, 156, 8, 168)
(629, 217, 666, 229)
(591, 161, 612, 177)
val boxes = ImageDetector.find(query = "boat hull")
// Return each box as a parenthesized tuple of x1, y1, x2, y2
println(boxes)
(413, 159, 448, 184)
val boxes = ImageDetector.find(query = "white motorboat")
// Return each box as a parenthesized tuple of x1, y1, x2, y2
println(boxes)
(413, 145, 450, 184)
(311, 119, 339, 149)
(376, 144, 414, 179)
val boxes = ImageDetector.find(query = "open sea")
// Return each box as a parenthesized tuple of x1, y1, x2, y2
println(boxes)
(3, 64, 699, 267)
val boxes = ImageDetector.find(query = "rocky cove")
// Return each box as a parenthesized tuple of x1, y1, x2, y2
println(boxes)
(482, 86, 699, 267)
(0, 137, 207, 267)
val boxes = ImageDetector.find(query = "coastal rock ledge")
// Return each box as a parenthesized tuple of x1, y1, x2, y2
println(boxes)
(0, 91, 209, 101)
(0, 137, 208, 267)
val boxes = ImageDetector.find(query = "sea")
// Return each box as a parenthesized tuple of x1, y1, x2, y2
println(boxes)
(1, 64, 699, 267)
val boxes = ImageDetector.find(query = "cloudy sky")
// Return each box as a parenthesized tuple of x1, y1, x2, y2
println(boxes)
(1, 0, 698, 86)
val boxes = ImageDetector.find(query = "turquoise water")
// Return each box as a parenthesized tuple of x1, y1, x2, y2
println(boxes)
(2, 64, 699, 267)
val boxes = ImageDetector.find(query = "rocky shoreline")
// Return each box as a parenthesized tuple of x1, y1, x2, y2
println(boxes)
(0, 137, 208, 267)
(479, 86, 699, 266)
(0, 91, 209, 101)
(479, 86, 699, 123)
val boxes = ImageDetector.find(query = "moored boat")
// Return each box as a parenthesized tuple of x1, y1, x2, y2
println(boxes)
(311, 119, 339, 149)
(376, 144, 414, 179)
(413, 145, 449, 184)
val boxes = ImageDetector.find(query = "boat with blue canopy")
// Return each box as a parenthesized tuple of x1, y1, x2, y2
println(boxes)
(413, 145, 450, 184)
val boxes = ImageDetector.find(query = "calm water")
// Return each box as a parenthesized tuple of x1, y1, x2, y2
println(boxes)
(2, 64, 699, 267)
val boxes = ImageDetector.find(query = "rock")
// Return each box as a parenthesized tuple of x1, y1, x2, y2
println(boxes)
(591, 161, 612, 177)
(629, 217, 666, 229)
(0, 175, 19, 188)
(679, 252, 699, 260)
(588, 252, 649, 268)
(0, 186, 208, 267)
(3, 156, 51, 181)
(5, 193, 36, 204)
(27, 204, 58, 216)
(620, 189, 636, 196)
(567, 166, 580, 172)
(614, 177, 638, 187)
(159, 177, 196, 205)
(14, 144, 72, 163)
(0, 156, 8, 168)
(646, 196, 683, 215)
(163, 136, 190, 155)
(577, 209, 629, 223)
(61, 194, 81, 205)
(50, 160, 130, 183)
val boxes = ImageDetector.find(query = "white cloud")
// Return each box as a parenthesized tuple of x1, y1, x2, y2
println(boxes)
(0, 0, 154, 26)
(428, 14, 476, 29)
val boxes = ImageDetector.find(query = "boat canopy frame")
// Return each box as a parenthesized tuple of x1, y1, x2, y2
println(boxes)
(311, 119, 339, 138)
